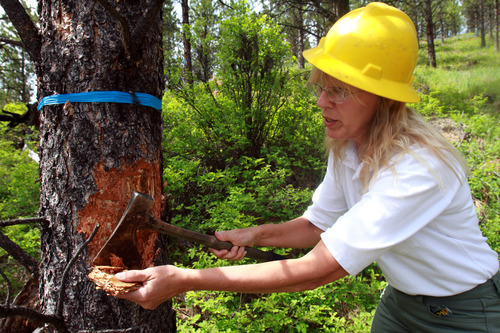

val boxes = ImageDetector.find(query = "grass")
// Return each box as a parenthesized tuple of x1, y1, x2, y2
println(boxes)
(415, 34, 500, 116)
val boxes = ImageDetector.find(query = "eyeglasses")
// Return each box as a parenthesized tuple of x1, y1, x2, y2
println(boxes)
(307, 82, 356, 104)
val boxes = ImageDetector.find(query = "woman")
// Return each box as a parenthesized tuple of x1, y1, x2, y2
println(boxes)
(117, 3, 500, 331)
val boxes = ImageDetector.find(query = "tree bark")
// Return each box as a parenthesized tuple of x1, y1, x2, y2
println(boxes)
(424, 0, 437, 68)
(495, 0, 499, 53)
(37, 1, 174, 331)
(480, 0, 486, 47)
(333, 0, 349, 21)
(296, 5, 305, 69)
(182, 0, 193, 85)
(439, 4, 445, 44)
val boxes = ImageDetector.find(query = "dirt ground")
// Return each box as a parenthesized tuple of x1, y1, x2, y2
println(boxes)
(429, 117, 463, 143)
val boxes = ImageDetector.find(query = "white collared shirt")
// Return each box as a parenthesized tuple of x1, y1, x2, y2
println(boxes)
(303, 142, 499, 296)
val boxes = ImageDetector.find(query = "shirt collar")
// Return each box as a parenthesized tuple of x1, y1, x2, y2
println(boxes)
(342, 141, 364, 181)
(342, 141, 360, 170)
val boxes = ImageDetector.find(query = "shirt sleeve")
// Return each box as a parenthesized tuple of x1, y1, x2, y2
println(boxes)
(321, 149, 462, 276)
(302, 152, 348, 231)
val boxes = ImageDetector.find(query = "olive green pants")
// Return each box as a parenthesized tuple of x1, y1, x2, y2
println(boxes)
(371, 272, 500, 332)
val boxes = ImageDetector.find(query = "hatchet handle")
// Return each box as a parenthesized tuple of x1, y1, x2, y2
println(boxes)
(147, 215, 286, 262)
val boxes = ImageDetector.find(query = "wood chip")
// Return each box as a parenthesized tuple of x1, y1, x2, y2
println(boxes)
(88, 266, 141, 296)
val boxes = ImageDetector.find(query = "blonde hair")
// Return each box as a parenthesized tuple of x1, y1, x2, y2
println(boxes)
(309, 68, 469, 191)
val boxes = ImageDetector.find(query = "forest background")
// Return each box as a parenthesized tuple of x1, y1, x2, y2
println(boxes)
(0, 0, 498, 332)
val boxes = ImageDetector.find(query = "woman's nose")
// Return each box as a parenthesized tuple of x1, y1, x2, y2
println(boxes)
(317, 90, 332, 108)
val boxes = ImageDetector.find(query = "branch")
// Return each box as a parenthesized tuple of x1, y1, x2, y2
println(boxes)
(278, 22, 321, 40)
(0, 267, 13, 306)
(0, 103, 39, 128)
(0, 218, 46, 228)
(0, 36, 24, 48)
(0, 305, 67, 332)
(0, 230, 39, 279)
(217, 0, 235, 11)
(0, 109, 29, 127)
(0, 0, 41, 63)
(0, 225, 99, 332)
(56, 224, 100, 318)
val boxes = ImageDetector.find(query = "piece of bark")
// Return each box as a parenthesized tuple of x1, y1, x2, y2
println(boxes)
(88, 266, 141, 296)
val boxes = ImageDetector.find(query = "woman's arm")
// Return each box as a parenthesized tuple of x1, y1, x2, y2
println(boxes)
(116, 240, 348, 310)
(211, 217, 324, 260)
(253, 217, 324, 248)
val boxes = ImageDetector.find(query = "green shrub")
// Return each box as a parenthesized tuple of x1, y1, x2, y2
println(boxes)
(0, 104, 40, 300)
(174, 250, 384, 332)
(0, 146, 39, 218)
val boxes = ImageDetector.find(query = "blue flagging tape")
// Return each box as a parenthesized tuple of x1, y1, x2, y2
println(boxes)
(37, 91, 162, 111)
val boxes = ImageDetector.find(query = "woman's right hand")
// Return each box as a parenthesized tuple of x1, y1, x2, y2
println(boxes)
(210, 228, 256, 261)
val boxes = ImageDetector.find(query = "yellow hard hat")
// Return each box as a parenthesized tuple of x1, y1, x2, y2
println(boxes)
(303, 2, 420, 103)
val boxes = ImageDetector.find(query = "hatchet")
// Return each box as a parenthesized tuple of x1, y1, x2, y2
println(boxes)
(93, 191, 286, 268)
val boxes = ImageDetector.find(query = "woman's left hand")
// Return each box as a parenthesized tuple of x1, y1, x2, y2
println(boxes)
(115, 265, 186, 310)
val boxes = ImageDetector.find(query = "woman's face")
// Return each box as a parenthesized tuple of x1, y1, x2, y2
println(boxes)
(317, 75, 379, 148)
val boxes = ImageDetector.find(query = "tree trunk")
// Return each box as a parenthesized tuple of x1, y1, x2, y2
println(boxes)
(296, 5, 305, 69)
(182, 0, 193, 85)
(439, 4, 445, 44)
(333, 0, 350, 20)
(488, 3, 494, 39)
(480, 0, 486, 47)
(495, 0, 499, 53)
(424, 0, 437, 68)
(37, 1, 174, 331)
